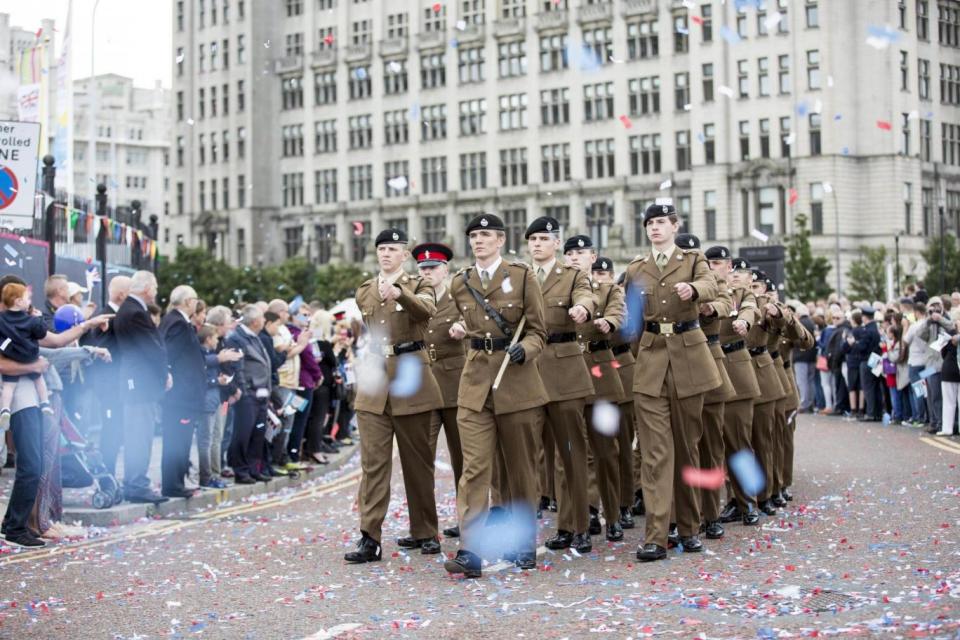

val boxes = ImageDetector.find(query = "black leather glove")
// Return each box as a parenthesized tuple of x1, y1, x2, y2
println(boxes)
(507, 343, 525, 365)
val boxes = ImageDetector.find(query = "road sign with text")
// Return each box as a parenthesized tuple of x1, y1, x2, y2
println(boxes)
(0, 120, 41, 230)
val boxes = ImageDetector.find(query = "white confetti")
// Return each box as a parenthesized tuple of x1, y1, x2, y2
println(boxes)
(764, 12, 782, 30)
(718, 85, 735, 98)
(658, 179, 672, 191)
(455, 20, 466, 31)
(750, 229, 770, 243)
(387, 176, 408, 191)
(822, 182, 833, 194)
(591, 400, 620, 436)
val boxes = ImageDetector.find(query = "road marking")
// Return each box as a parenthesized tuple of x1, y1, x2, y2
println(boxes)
(919, 436, 960, 455)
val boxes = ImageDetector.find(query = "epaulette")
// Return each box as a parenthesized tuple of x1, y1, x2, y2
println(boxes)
(628, 254, 646, 265)
(507, 260, 530, 270)
(456, 266, 472, 276)
(681, 248, 699, 255)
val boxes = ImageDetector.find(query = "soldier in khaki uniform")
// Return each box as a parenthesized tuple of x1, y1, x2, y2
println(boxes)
(345, 229, 445, 564)
(773, 301, 814, 505)
(525, 217, 598, 554)
(712, 257, 763, 527)
(413, 242, 466, 539)
(444, 214, 550, 578)
(564, 237, 626, 542)
(625, 203, 721, 562)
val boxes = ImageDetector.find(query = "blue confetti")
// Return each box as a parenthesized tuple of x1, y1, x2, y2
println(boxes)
(796, 101, 809, 116)
(729, 449, 765, 496)
(449, 38, 459, 48)
(834, 113, 843, 121)
(409, 102, 420, 121)
(354, 67, 367, 80)
(389, 353, 423, 398)
(566, 44, 601, 73)
(468, 500, 537, 563)
(735, 0, 764, 10)
(866, 24, 900, 44)
(696, 132, 705, 143)
(720, 26, 741, 44)
(622, 279, 645, 341)
(841, 146, 850, 155)
(676, 25, 689, 35)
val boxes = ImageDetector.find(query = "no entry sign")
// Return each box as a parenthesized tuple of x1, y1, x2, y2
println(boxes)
(0, 121, 41, 230)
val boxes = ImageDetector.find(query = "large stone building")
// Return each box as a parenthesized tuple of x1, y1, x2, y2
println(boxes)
(0, 14, 55, 122)
(167, 0, 960, 292)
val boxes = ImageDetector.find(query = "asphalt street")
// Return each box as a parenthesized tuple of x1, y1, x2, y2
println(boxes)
(0, 414, 958, 639)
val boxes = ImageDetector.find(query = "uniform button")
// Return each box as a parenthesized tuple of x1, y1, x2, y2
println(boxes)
(380, 320, 385, 324)
(662, 300, 667, 304)
(428, 329, 433, 333)
(661, 282, 666, 287)
(484, 316, 489, 320)
(380, 303, 385, 307)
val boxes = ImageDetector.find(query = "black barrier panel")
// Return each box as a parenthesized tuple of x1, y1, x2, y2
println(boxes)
(741, 245, 786, 296)
(0, 232, 48, 296)
(55, 256, 135, 314)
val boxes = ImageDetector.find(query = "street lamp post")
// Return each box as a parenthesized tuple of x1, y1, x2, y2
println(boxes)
(87, 0, 103, 210)
(895, 233, 901, 295)
(832, 187, 841, 295)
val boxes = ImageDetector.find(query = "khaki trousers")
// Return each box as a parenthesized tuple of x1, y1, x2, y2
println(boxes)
(538, 419, 557, 500)
(543, 399, 590, 534)
(722, 398, 757, 510)
(783, 409, 797, 488)
(583, 404, 620, 521)
(751, 400, 777, 503)
(617, 399, 636, 508)
(770, 398, 788, 496)
(428, 406, 464, 495)
(699, 400, 726, 522)
(356, 407, 438, 543)
(634, 367, 705, 547)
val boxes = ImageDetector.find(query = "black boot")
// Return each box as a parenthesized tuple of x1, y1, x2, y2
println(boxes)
(631, 490, 645, 516)
(759, 499, 777, 516)
(547, 498, 558, 512)
(588, 508, 602, 535)
(442, 524, 460, 538)
(571, 532, 593, 553)
(444, 550, 481, 578)
(680, 535, 704, 553)
(545, 530, 574, 550)
(538, 496, 551, 512)
(719, 500, 741, 523)
(771, 492, 787, 508)
(619, 506, 635, 529)
(514, 551, 536, 570)
(344, 535, 382, 563)
(782, 487, 793, 501)
(667, 523, 680, 549)
(605, 522, 624, 542)
(636, 543, 666, 562)
(742, 507, 760, 526)
(704, 521, 724, 539)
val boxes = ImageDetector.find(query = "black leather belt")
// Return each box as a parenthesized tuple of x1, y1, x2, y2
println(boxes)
(470, 337, 510, 352)
(382, 340, 425, 356)
(770, 351, 780, 359)
(748, 346, 767, 356)
(546, 332, 578, 344)
(784, 361, 792, 369)
(587, 340, 611, 353)
(645, 320, 700, 335)
(722, 340, 745, 354)
(612, 344, 631, 356)
(706, 334, 720, 345)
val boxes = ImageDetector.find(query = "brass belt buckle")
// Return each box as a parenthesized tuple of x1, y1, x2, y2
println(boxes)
(381, 344, 394, 357)
(483, 336, 494, 354)
(578, 340, 587, 353)
(428, 347, 437, 362)
(659, 322, 675, 335)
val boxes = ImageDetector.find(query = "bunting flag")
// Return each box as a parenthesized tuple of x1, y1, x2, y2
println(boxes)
(49, 203, 157, 259)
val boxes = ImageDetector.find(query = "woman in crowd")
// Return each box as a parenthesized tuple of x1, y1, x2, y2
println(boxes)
(303, 310, 337, 464)
(938, 310, 960, 437)
(817, 308, 836, 414)
(285, 303, 323, 465)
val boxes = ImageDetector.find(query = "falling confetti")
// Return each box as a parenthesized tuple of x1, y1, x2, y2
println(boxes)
(387, 176, 408, 191)
(691, 15, 704, 26)
(718, 85, 735, 98)
(263, 40, 271, 48)
(681, 466, 726, 490)
(590, 365, 603, 378)
(750, 229, 770, 243)
(352, 221, 364, 236)
(389, 353, 423, 398)
(432, 2, 442, 13)
(823, 182, 833, 194)
(354, 67, 367, 80)
(323, 34, 334, 45)
(501, 276, 513, 293)
(455, 19, 466, 30)
(618, 115, 632, 129)
(658, 179, 672, 191)
(728, 450, 765, 495)
(591, 400, 619, 436)
(865, 24, 900, 49)
(387, 60, 403, 74)
(719, 26, 741, 44)
(788, 188, 798, 205)
(876, 120, 892, 131)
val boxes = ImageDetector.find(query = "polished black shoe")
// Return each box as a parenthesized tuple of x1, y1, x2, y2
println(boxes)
(667, 523, 680, 549)
(588, 511, 602, 535)
(636, 543, 667, 562)
(680, 536, 704, 553)
(545, 530, 574, 550)
(547, 498, 558, 512)
(719, 500, 741, 523)
(538, 496, 551, 512)
(771, 493, 787, 508)
(161, 488, 198, 499)
(605, 522, 624, 542)
(759, 500, 777, 516)
(419, 538, 442, 555)
(571, 532, 593, 554)
(442, 525, 460, 538)
(251, 473, 271, 483)
(5, 532, 46, 548)
(619, 507, 635, 529)
(234, 475, 256, 485)
(742, 508, 760, 526)
(514, 551, 536, 570)
(125, 490, 170, 504)
(704, 521, 724, 539)
(631, 490, 645, 516)
(444, 550, 481, 578)
(396, 535, 419, 549)
(344, 535, 382, 563)
(782, 487, 793, 502)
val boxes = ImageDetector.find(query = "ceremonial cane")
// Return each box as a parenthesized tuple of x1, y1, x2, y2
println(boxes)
(492, 316, 525, 391)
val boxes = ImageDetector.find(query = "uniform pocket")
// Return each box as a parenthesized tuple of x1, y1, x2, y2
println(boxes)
(638, 331, 655, 349)
(553, 342, 582, 358)
(682, 330, 707, 347)
(498, 302, 523, 324)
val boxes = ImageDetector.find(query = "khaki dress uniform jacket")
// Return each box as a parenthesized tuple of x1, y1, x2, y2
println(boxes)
(426, 290, 466, 499)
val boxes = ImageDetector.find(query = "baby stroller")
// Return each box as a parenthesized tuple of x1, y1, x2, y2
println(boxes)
(59, 413, 123, 509)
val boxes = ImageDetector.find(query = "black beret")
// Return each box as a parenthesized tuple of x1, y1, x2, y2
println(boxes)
(563, 235, 593, 253)
(465, 214, 505, 235)
(766, 279, 776, 293)
(750, 267, 767, 282)
(375, 228, 408, 246)
(412, 242, 453, 267)
(615, 272, 625, 286)
(524, 216, 561, 239)
(643, 202, 676, 226)
(704, 245, 732, 260)
(592, 256, 614, 272)
(732, 257, 752, 271)
(675, 233, 700, 250)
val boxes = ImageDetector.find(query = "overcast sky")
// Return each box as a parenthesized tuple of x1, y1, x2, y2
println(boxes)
(0, 0, 172, 88)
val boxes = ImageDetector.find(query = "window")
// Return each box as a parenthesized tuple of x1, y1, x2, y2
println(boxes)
(542, 205, 569, 231)
(282, 124, 304, 157)
(584, 26, 613, 63)
(541, 88, 570, 125)
(199, 180, 206, 212)
(923, 187, 934, 236)
(315, 71, 336, 105)
(904, 182, 913, 235)
(920, 58, 931, 99)
(584, 82, 614, 121)
(237, 126, 246, 158)
(899, 0, 908, 28)
(632, 201, 651, 247)
(673, 12, 689, 52)
(222, 129, 230, 162)
(462, 0, 485, 25)
(419, 104, 446, 141)
(502, 0, 525, 17)
(285, 32, 304, 56)
(810, 183, 824, 235)
(758, 57, 770, 96)
(701, 4, 713, 42)
(237, 80, 245, 111)
(778, 54, 790, 94)
(315, 224, 336, 264)
(502, 208, 526, 254)
(384, 160, 410, 197)
(628, 76, 660, 115)
(421, 53, 446, 89)
(629, 134, 661, 175)
(943, 64, 960, 104)
(282, 172, 305, 207)
(286, 0, 303, 16)
(282, 76, 304, 109)
(176, 136, 184, 167)
(701, 65, 714, 102)
(918, 0, 929, 40)
(284, 227, 303, 259)
(199, 44, 206, 72)
(386, 12, 409, 38)
(460, 152, 487, 190)
(704, 191, 717, 240)
(352, 19, 371, 44)
(210, 86, 218, 117)
(760, 118, 771, 158)
(674, 72, 690, 110)
(421, 156, 448, 194)
(176, 47, 184, 77)
(626, 19, 658, 60)
(944, 123, 960, 166)
(777, 0, 789, 33)
(703, 124, 715, 164)
(758, 187, 777, 236)
(423, 215, 446, 242)
(499, 93, 528, 130)
(315, 119, 337, 153)
(806, 0, 819, 28)
(586, 200, 614, 250)
(540, 141, 575, 186)
(315, 169, 337, 203)
(738, 121, 750, 161)
(384, 59, 408, 94)
(318, 26, 335, 49)
(780, 117, 791, 157)
(458, 46, 485, 83)
(901, 51, 910, 91)
(237, 175, 246, 208)
(676, 130, 691, 171)
(423, 4, 445, 32)
(198, 134, 206, 164)
(177, 1, 184, 31)
(238, 34, 246, 64)
(921, 117, 932, 161)
(809, 113, 822, 155)
(499, 148, 528, 187)
(902, 113, 912, 155)
(737, 59, 749, 97)
(352, 221, 370, 263)
(807, 50, 821, 89)
(222, 39, 229, 68)
(459, 98, 487, 135)
(176, 91, 184, 121)
(540, 34, 569, 72)
(176, 181, 184, 214)
(348, 165, 373, 200)
(585, 139, 615, 179)
(349, 65, 371, 99)
(736, 7, 748, 38)
(385, 109, 410, 145)
(348, 114, 373, 149)
(498, 41, 527, 77)
(222, 83, 229, 114)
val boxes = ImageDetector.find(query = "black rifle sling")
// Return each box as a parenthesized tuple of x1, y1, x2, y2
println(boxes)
(462, 268, 514, 339)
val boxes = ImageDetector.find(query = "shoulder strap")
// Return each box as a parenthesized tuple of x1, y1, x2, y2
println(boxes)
(461, 269, 514, 339)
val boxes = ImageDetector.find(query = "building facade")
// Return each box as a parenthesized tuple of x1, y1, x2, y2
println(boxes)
(167, 0, 960, 293)
(0, 14, 55, 122)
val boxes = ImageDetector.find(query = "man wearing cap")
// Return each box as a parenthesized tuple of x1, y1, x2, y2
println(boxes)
(564, 237, 626, 542)
(525, 219, 597, 553)
(344, 229, 444, 564)
(681, 237, 734, 542)
(444, 214, 550, 577)
(412, 242, 465, 539)
(775, 304, 814, 504)
(625, 203, 721, 561)
(711, 256, 763, 527)
(854, 305, 884, 423)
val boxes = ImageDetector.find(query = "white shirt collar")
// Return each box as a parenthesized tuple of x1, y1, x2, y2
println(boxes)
(129, 294, 148, 311)
(178, 308, 191, 322)
(379, 268, 404, 286)
(108, 301, 120, 312)
(653, 244, 677, 261)
(240, 324, 258, 338)
(475, 255, 502, 278)
(534, 257, 557, 276)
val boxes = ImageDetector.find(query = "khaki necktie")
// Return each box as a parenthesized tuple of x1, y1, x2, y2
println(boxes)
(537, 266, 546, 285)
(655, 252, 668, 272)
(480, 269, 490, 289)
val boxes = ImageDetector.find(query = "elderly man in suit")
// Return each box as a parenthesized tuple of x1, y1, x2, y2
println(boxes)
(224, 305, 273, 484)
(113, 270, 171, 504)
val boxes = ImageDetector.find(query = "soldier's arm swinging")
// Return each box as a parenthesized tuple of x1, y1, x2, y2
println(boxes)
(395, 278, 437, 321)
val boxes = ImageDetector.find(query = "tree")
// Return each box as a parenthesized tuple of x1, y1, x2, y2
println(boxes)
(784, 213, 833, 301)
(846, 245, 888, 302)
(312, 264, 368, 307)
(157, 247, 240, 306)
(920, 234, 960, 295)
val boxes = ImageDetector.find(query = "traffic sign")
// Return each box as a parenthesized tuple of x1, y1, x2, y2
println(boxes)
(0, 120, 41, 230)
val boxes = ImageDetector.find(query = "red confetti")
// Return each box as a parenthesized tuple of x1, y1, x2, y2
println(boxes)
(323, 34, 334, 45)
(619, 114, 633, 129)
(691, 15, 704, 25)
(352, 221, 364, 236)
(681, 466, 726, 489)
(590, 365, 603, 378)
(610, 360, 621, 370)
(785, 564, 796, 571)
(876, 119, 892, 130)
(788, 188, 798, 205)
(432, 2, 442, 13)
